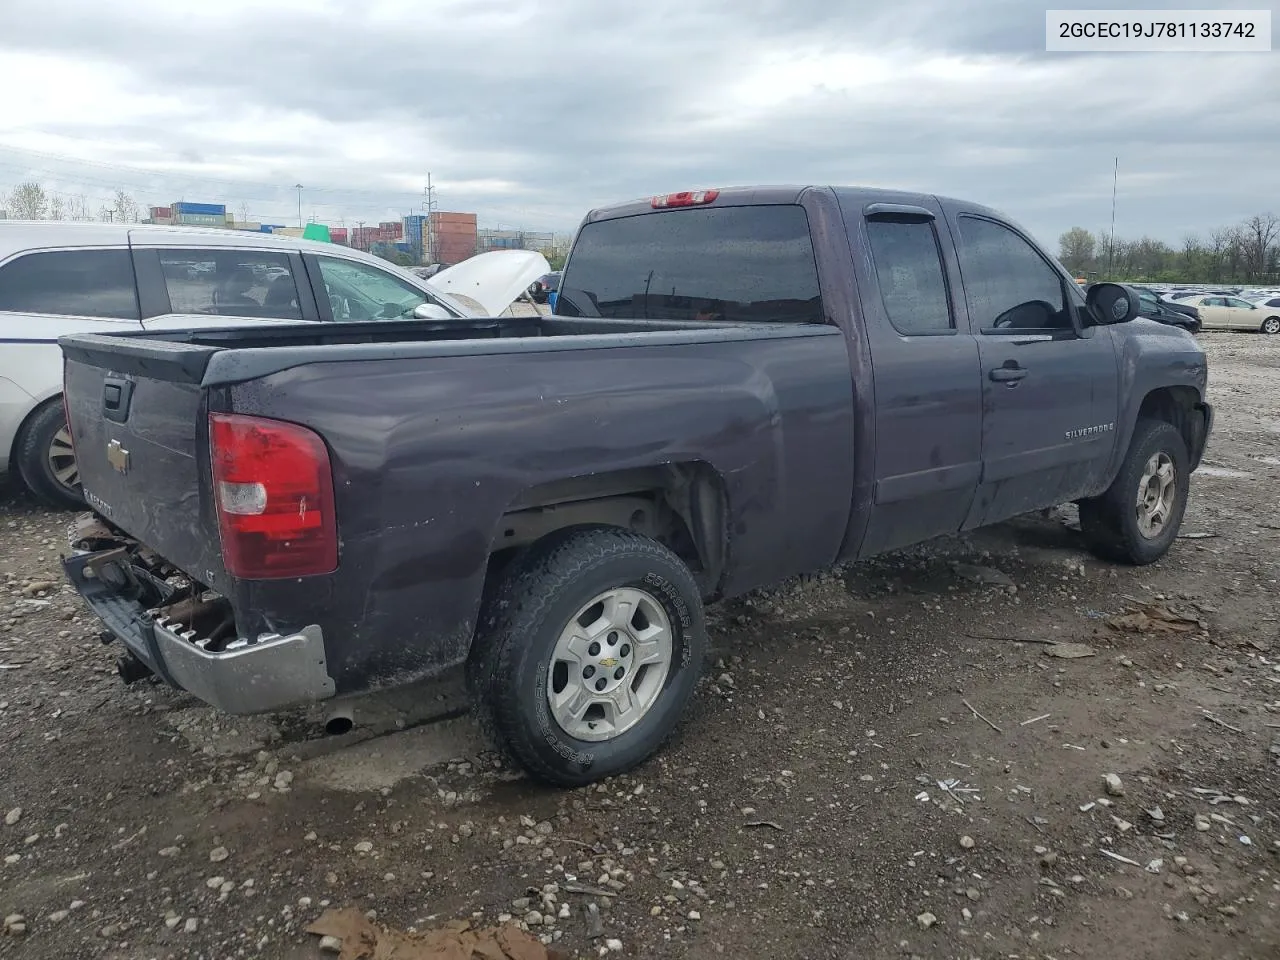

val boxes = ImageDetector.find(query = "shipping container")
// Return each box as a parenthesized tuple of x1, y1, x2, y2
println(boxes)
(176, 212, 225, 226)
(172, 201, 227, 216)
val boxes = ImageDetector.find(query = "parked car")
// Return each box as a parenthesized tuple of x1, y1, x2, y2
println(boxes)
(1135, 289, 1201, 333)
(528, 271, 561, 304)
(0, 222, 548, 507)
(1182, 294, 1280, 333)
(59, 185, 1211, 786)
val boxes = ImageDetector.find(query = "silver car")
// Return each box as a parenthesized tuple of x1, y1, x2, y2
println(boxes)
(0, 222, 547, 507)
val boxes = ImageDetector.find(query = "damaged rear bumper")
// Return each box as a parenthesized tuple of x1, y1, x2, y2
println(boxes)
(62, 548, 335, 715)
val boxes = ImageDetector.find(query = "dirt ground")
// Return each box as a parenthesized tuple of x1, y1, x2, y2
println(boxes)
(2, 331, 1278, 960)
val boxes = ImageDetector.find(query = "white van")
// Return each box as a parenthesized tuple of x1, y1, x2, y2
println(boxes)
(0, 222, 547, 506)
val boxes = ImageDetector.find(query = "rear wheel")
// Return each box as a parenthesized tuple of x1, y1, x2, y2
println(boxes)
(469, 527, 706, 786)
(1262, 316, 1280, 335)
(1078, 418, 1189, 565)
(15, 400, 83, 509)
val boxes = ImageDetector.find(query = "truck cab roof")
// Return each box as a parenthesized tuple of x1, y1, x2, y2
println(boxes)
(584, 185, 1008, 225)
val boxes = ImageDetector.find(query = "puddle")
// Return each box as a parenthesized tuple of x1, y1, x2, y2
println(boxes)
(1196, 465, 1251, 479)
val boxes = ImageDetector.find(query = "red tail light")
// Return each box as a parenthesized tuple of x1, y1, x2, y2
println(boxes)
(651, 189, 720, 209)
(209, 413, 338, 579)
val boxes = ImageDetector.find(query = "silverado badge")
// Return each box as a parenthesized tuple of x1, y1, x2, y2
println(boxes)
(106, 439, 130, 474)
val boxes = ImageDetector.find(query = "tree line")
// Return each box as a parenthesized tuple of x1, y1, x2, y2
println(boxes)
(1059, 213, 1280, 285)
(4, 181, 143, 224)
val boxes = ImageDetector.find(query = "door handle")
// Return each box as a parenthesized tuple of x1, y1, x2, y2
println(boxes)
(989, 365, 1027, 383)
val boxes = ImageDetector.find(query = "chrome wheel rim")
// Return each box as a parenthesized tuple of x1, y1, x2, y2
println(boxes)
(545, 586, 673, 742)
(47, 427, 80, 490)
(1264, 318, 1280, 334)
(1135, 451, 1176, 538)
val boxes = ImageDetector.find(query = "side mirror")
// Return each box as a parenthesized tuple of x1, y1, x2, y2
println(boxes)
(1086, 282, 1142, 326)
(413, 303, 453, 320)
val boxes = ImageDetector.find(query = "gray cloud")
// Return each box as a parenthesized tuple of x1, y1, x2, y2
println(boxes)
(0, 0, 1277, 246)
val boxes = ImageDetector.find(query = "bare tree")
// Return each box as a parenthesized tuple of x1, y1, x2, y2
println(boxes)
(65, 195, 93, 221)
(1207, 228, 1237, 281)
(7, 181, 49, 219)
(1057, 227, 1096, 275)
(47, 195, 66, 221)
(112, 190, 141, 224)
(1240, 213, 1279, 277)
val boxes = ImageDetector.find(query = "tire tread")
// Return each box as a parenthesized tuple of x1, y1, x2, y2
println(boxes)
(1080, 417, 1189, 566)
(468, 527, 704, 786)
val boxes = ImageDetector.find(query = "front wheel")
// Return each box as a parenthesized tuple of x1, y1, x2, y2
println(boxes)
(15, 400, 84, 509)
(469, 527, 706, 786)
(1078, 418, 1189, 565)
(1262, 316, 1280, 335)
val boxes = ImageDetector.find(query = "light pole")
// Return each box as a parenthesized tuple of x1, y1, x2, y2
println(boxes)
(293, 183, 304, 228)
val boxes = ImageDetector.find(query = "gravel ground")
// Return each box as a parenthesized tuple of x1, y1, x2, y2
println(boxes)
(2, 331, 1278, 960)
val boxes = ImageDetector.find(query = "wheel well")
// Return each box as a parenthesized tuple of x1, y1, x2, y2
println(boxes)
(9, 394, 61, 474)
(1137, 386, 1203, 464)
(486, 464, 728, 598)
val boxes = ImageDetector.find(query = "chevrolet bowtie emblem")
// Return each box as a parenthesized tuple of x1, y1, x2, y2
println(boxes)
(598, 658, 619, 669)
(106, 439, 130, 474)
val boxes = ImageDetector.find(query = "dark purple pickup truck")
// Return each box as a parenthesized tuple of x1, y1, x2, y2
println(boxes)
(58, 185, 1212, 785)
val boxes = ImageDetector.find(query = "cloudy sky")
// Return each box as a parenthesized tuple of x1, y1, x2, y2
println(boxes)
(0, 0, 1277, 248)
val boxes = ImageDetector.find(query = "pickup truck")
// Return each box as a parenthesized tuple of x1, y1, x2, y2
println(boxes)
(58, 185, 1212, 786)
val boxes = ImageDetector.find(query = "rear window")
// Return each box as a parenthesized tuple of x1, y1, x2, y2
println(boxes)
(157, 249, 302, 319)
(556, 205, 824, 324)
(0, 249, 139, 320)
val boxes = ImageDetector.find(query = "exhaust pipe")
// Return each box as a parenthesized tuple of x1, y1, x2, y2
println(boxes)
(324, 703, 355, 736)
(116, 654, 153, 685)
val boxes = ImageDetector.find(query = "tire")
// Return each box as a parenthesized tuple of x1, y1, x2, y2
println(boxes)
(1262, 316, 1280, 335)
(1078, 418, 1189, 565)
(14, 400, 84, 510)
(468, 527, 706, 787)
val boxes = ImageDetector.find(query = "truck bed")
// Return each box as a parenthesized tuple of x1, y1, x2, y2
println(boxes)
(59, 315, 854, 704)
(60, 315, 815, 387)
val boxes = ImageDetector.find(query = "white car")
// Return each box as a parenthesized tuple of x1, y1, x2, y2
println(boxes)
(1180, 293, 1280, 335)
(0, 222, 548, 507)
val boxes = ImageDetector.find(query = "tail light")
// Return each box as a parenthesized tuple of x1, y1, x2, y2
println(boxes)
(209, 413, 338, 579)
(651, 190, 719, 209)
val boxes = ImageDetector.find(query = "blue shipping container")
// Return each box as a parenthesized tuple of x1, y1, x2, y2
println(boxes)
(403, 215, 427, 247)
(173, 201, 227, 216)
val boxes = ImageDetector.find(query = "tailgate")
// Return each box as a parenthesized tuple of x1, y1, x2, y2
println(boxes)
(63, 347, 230, 593)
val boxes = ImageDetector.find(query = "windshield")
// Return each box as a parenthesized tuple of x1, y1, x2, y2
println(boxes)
(556, 205, 825, 324)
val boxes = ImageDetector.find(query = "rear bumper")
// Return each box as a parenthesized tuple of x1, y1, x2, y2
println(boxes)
(62, 548, 335, 714)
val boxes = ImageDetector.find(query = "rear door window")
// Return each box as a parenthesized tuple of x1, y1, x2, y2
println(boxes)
(557, 205, 824, 324)
(865, 218, 953, 335)
(0, 248, 140, 320)
(156, 249, 302, 319)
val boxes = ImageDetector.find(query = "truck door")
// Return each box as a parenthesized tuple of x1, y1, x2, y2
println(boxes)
(841, 199, 983, 556)
(942, 207, 1120, 527)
